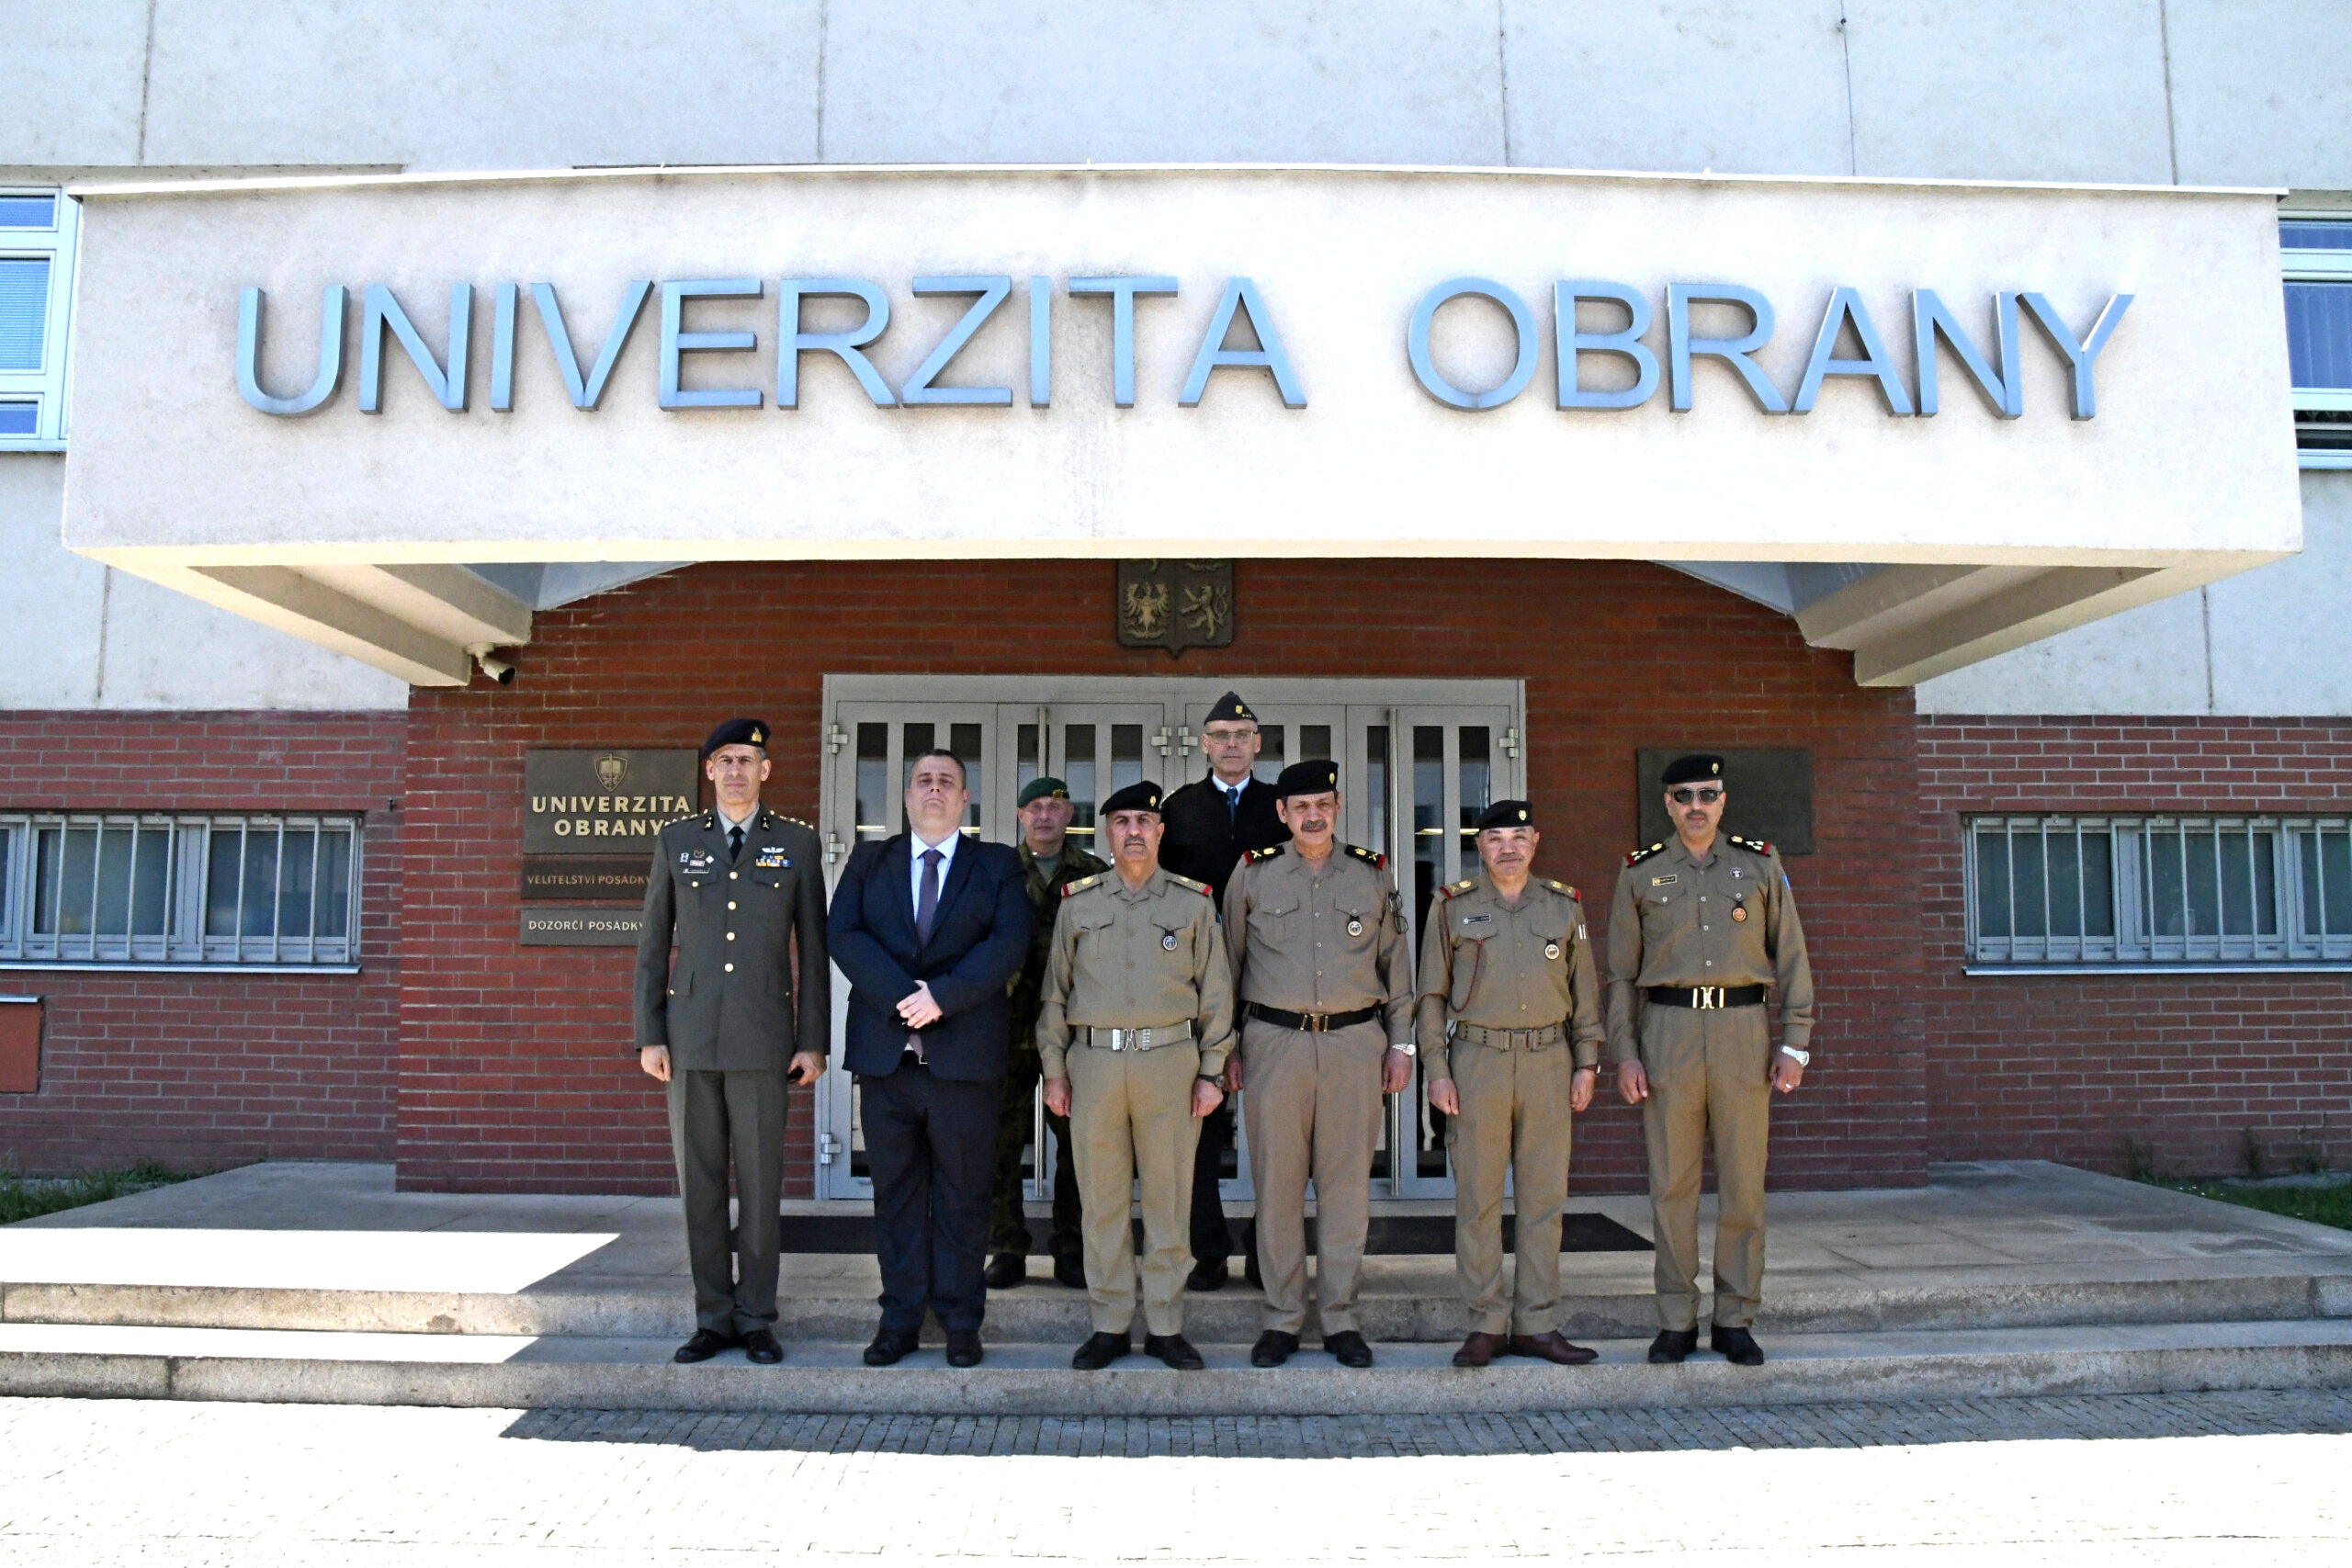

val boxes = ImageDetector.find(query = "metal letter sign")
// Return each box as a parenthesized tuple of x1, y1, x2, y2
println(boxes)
(1116, 560, 1235, 657)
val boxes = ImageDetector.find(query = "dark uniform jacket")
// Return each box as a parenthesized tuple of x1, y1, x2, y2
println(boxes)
(633, 808, 830, 1071)
(1159, 773, 1289, 901)
(826, 833, 1033, 1084)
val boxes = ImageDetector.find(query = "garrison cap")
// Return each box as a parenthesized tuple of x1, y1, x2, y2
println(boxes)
(1474, 799, 1535, 832)
(701, 716, 771, 761)
(1099, 780, 1165, 817)
(1017, 775, 1072, 808)
(1660, 753, 1726, 789)
(1273, 759, 1340, 799)
(1204, 691, 1259, 726)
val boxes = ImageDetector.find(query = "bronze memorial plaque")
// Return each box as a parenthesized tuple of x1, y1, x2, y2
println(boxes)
(522, 749, 698, 856)
(519, 904, 649, 947)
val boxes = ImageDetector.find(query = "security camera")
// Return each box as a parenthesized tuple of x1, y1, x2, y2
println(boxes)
(467, 644, 517, 685)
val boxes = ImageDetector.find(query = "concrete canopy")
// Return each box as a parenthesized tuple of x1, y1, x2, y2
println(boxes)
(60, 164, 2300, 686)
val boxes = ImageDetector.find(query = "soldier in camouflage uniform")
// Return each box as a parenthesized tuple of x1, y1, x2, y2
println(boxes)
(987, 777, 1110, 1289)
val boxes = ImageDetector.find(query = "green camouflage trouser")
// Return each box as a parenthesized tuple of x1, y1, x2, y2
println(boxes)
(990, 1030, 1081, 1258)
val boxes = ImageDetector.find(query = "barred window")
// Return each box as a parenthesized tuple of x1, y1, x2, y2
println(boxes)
(0, 814, 362, 968)
(1965, 815, 2352, 969)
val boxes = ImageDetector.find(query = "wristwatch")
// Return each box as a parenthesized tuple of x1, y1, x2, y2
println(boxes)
(1778, 1045, 1811, 1067)
(1389, 1040, 1418, 1058)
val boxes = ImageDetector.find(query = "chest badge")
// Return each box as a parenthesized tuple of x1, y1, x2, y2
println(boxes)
(1730, 867, 1746, 880)
(1346, 916, 1364, 937)
(754, 847, 790, 870)
(1732, 904, 1749, 922)
(1651, 874, 1679, 886)
(1544, 941, 1562, 960)
(1162, 930, 1180, 951)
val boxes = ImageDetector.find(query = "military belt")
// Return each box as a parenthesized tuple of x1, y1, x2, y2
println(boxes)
(1645, 985, 1768, 1010)
(1079, 1021, 1193, 1053)
(1246, 1002, 1383, 1032)
(1452, 1021, 1568, 1050)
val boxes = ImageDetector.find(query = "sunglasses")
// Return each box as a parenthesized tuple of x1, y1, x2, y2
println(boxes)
(1668, 786, 1724, 805)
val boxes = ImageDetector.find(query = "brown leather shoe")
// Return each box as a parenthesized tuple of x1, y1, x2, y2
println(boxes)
(1452, 1330, 1509, 1369)
(1508, 1330, 1600, 1365)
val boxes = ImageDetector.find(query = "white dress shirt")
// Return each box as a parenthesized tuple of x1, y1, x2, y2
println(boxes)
(910, 828, 961, 910)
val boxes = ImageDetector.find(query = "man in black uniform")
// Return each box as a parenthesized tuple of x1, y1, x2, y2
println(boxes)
(1157, 690, 1289, 1290)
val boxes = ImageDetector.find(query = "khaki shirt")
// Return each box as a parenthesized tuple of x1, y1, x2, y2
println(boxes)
(1414, 873, 1604, 1078)
(1221, 843, 1414, 1045)
(1604, 833, 1815, 1063)
(1035, 866, 1236, 1079)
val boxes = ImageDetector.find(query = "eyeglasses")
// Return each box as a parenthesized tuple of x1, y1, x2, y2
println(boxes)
(1668, 787, 1724, 805)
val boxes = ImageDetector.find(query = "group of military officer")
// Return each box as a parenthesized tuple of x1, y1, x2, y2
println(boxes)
(635, 700, 1815, 1374)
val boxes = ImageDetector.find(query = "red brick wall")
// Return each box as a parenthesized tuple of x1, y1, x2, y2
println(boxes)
(401, 558, 1927, 1194)
(1920, 716, 2352, 1179)
(0, 712, 403, 1173)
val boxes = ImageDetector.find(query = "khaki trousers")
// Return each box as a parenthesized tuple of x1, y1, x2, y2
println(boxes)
(1638, 1003, 1772, 1330)
(1066, 1038, 1202, 1337)
(1447, 1036, 1574, 1337)
(1240, 1017, 1386, 1337)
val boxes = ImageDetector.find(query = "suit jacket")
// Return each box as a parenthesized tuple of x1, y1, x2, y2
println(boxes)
(633, 809, 830, 1071)
(1160, 773, 1291, 903)
(826, 832, 1033, 1083)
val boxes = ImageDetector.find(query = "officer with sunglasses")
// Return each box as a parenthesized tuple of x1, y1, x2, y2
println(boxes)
(1608, 754, 1815, 1368)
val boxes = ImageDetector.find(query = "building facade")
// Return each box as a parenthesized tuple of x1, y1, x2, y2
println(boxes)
(2, 2, 2347, 1194)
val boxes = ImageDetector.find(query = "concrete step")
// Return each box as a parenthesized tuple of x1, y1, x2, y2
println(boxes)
(0, 1319, 2346, 1416)
(7, 1268, 2347, 1341)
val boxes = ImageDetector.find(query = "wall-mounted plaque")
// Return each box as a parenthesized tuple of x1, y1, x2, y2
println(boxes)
(1634, 749, 1815, 855)
(1116, 559, 1235, 657)
(523, 749, 698, 855)
(519, 905, 648, 947)
(520, 855, 651, 903)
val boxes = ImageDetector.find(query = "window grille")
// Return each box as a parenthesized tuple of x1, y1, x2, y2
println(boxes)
(1965, 815, 2352, 968)
(0, 814, 362, 967)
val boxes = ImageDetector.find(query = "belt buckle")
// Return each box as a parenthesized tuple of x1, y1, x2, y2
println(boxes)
(1107, 1028, 1128, 1051)
(1695, 986, 1724, 1010)
(1301, 1011, 1328, 1032)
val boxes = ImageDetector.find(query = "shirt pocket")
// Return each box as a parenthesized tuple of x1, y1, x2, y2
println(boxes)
(1252, 892, 1302, 942)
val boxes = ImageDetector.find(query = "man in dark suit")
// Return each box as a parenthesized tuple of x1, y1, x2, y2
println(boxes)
(827, 747, 1032, 1368)
(1156, 691, 1290, 1291)
(634, 717, 829, 1367)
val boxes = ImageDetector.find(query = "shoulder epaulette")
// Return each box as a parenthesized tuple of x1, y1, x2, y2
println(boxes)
(1346, 843, 1387, 871)
(761, 812, 815, 831)
(1165, 872, 1212, 896)
(1728, 834, 1775, 856)
(1063, 874, 1103, 897)
(1245, 844, 1285, 863)
(1436, 877, 1476, 902)
(1544, 878, 1582, 901)
(1625, 842, 1666, 867)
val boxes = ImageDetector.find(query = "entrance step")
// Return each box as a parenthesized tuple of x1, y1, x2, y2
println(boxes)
(0, 1319, 2345, 1416)
(9, 1267, 2347, 1341)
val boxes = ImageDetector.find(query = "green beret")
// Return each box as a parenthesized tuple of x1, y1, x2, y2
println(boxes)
(1018, 776, 1071, 807)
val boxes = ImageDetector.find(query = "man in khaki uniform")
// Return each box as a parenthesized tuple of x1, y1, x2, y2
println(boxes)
(1609, 753, 1815, 1367)
(1038, 780, 1234, 1371)
(1223, 759, 1415, 1369)
(1419, 799, 1605, 1370)
(989, 776, 1109, 1290)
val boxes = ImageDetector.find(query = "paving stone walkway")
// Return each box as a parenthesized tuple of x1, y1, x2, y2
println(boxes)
(2, 1391, 2347, 1564)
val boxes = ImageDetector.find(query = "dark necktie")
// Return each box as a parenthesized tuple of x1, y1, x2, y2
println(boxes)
(915, 847, 944, 944)
(1227, 784, 1242, 822)
(729, 825, 744, 858)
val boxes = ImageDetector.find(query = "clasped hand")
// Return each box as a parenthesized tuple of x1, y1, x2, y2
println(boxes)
(896, 981, 944, 1029)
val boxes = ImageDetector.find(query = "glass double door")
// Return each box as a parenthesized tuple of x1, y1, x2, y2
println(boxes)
(812, 678, 1522, 1204)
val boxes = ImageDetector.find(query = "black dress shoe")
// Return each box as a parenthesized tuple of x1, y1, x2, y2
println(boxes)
(863, 1327, 921, 1367)
(1052, 1252, 1088, 1290)
(673, 1327, 737, 1364)
(1711, 1325, 1766, 1366)
(1249, 1330, 1299, 1368)
(741, 1328, 783, 1365)
(1071, 1331, 1131, 1370)
(1647, 1328, 1700, 1364)
(984, 1252, 1028, 1289)
(1323, 1330, 1374, 1368)
(944, 1329, 984, 1368)
(1185, 1256, 1228, 1292)
(1145, 1333, 1205, 1371)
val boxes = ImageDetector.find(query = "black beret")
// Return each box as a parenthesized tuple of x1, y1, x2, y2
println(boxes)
(701, 717, 771, 761)
(1661, 753, 1726, 788)
(1099, 781, 1164, 817)
(1204, 691, 1259, 726)
(1474, 799, 1535, 832)
(1273, 759, 1340, 799)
